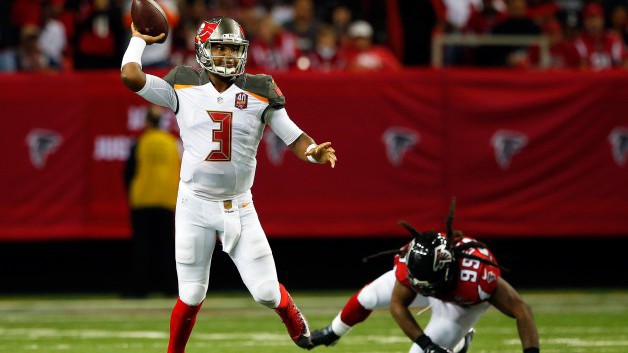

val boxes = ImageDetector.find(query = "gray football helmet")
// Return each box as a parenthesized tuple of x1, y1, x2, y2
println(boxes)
(195, 17, 248, 77)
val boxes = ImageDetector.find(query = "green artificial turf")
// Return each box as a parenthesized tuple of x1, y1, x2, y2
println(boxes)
(0, 290, 626, 353)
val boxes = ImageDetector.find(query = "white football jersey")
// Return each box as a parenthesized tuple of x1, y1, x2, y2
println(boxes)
(137, 66, 303, 201)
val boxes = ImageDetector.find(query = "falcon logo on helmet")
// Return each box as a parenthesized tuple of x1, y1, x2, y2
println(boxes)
(195, 17, 248, 77)
(433, 244, 453, 272)
(404, 231, 456, 297)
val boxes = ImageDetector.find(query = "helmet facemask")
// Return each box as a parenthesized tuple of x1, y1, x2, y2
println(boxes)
(195, 17, 249, 77)
(199, 41, 248, 77)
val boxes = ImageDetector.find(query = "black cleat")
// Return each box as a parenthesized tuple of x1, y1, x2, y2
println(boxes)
(310, 325, 340, 348)
(458, 329, 475, 353)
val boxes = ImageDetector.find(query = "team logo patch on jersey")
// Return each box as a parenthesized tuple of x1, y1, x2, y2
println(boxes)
(491, 130, 528, 169)
(235, 92, 248, 109)
(26, 129, 62, 169)
(608, 127, 628, 167)
(382, 127, 419, 166)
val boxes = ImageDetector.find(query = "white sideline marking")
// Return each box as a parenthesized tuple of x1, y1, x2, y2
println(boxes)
(0, 328, 289, 341)
(475, 326, 628, 334)
(505, 338, 628, 347)
(5, 327, 625, 349)
(0, 327, 407, 344)
(0, 327, 168, 339)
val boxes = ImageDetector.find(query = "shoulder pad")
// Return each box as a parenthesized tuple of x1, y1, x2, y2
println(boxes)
(234, 73, 285, 108)
(163, 66, 209, 87)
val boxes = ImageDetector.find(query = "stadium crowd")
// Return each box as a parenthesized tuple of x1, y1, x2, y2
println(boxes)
(1, 0, 628, 73)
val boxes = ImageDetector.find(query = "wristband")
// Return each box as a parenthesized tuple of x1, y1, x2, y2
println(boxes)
(523, 348, 539, 353)
(414, 334, 433, 350)
(306, 143, 320, 163)
(121, 37, 146, 70)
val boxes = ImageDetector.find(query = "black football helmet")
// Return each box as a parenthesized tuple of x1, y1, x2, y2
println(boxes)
(405, 231, 456, 296)
(195, 17, 248, 77)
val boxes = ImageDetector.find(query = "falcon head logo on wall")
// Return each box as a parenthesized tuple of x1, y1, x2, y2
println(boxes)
(491, 130, 528, 169)
(608, 127, 628, 167)
(26, 129, 62, 169)
(263, 130, 287, 166)
(382, 127, 419, 166)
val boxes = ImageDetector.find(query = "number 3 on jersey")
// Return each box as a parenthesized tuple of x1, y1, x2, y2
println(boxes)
(205, 111, 232, 161)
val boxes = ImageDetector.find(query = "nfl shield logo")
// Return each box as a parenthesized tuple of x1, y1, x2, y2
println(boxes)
(235, 92, 248, 109)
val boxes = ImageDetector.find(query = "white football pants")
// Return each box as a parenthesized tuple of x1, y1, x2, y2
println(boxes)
(409, 298, 489, 353)
(174, 182, 280, 308)
(337, 268, 488, 353)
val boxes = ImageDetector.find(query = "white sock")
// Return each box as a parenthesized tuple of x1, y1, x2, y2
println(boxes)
(330, 313, 352, 336)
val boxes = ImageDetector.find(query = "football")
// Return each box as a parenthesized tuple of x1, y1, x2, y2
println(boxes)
(131, 0, 169, 42)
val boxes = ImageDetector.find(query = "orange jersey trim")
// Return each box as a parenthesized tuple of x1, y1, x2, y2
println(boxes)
(174, 84, 196, 90)
(245, 91, 269, 104)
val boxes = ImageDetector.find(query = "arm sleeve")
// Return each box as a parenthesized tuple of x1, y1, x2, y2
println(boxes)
(266, 108, 304, 145)
(136, 74, 179, 112)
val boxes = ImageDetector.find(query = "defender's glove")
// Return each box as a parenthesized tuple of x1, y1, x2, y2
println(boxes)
(415, 334, 453, 353)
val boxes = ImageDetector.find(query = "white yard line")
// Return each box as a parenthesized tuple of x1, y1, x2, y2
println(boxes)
(504, 338, 628, 347)
(0, 327, 408, 344)
(0, 327, 168, 339)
